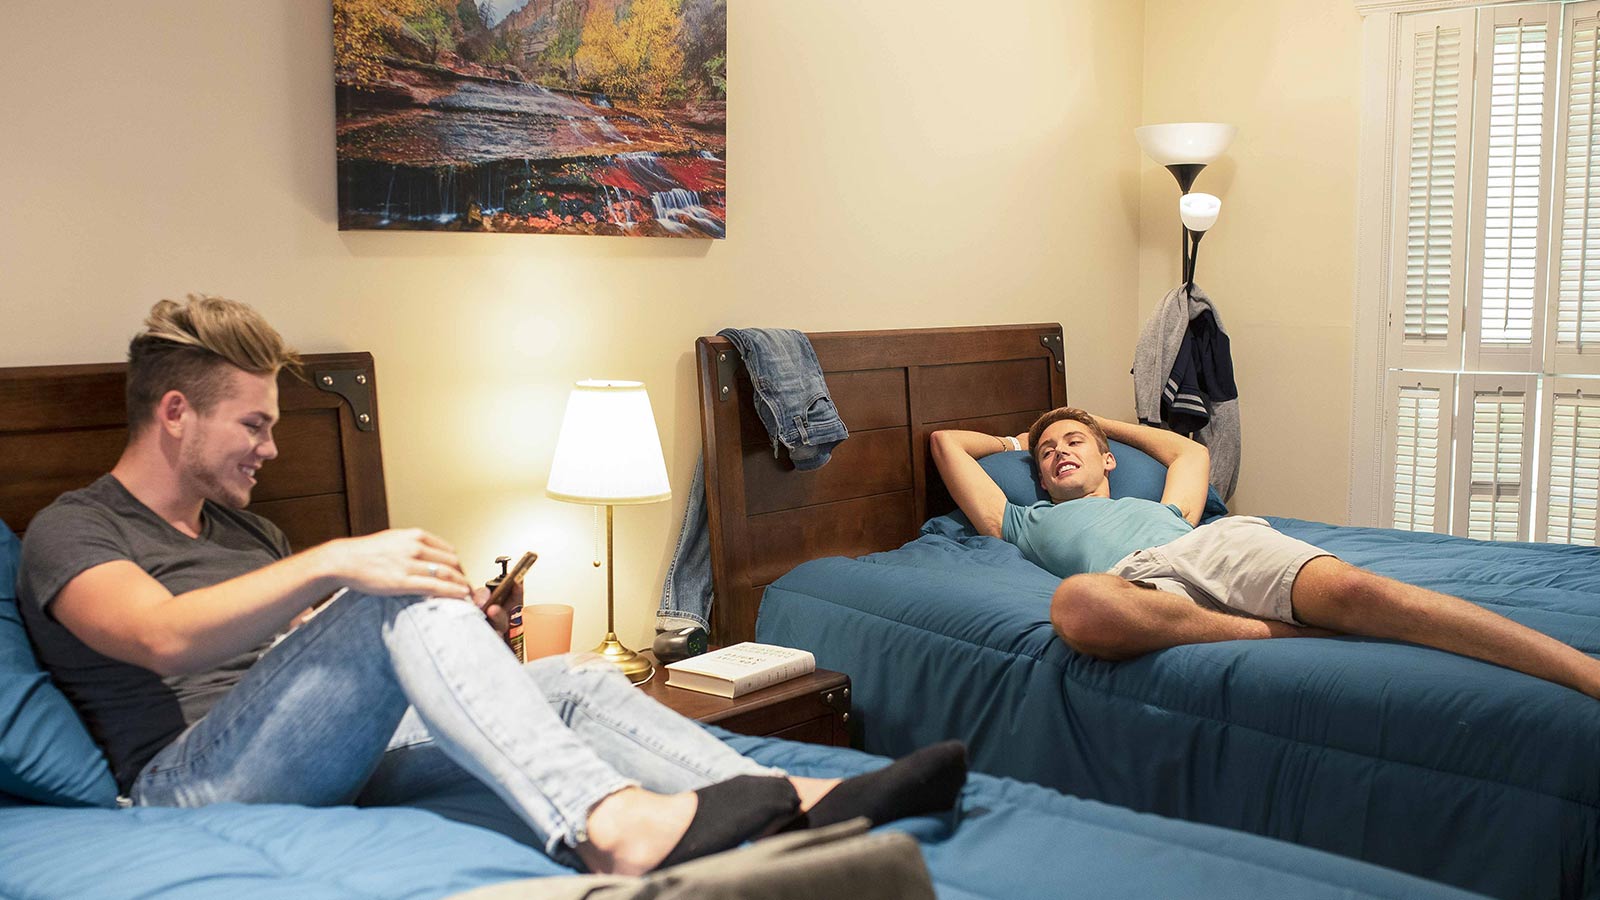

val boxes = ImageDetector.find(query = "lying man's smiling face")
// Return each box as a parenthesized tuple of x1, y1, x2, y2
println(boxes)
(1034, 419, 1116, 503)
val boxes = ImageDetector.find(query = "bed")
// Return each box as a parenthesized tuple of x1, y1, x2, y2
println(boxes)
(0, 352, 1483, 899)
(695, 324, 1600, 900)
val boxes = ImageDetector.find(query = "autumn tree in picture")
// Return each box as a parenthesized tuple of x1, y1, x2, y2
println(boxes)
(573, 0, 686, 109)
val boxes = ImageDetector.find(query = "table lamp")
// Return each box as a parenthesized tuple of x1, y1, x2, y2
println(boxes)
(546, 380, 671, 684)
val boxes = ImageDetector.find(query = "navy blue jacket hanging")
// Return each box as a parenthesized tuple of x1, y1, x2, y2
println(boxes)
(1162, 308, 1238, 437)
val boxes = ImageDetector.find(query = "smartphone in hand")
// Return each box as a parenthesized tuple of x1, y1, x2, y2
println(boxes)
(487, 551, 537, 610)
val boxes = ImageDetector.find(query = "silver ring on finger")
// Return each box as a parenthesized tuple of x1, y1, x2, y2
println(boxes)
(426, 563, 439, 578)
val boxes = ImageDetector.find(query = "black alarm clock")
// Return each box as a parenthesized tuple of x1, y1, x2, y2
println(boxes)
(653, 625, 709, 664)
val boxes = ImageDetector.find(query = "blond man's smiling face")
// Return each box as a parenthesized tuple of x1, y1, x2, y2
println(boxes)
(177, 368, 280, 509)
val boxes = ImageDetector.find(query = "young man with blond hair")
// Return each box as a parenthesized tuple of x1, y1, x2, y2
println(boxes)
(930, 408, 1600, 700)
(20, 296, 964, 876)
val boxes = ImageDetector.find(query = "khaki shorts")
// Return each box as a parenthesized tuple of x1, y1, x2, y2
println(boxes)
(1107, 516, 1333, 626)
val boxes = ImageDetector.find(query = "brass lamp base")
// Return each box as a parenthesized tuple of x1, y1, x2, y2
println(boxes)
(593, 633, 655, 684)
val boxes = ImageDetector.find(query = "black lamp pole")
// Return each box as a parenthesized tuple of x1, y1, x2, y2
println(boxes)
(1185, 228, 1205, 292)
(1165, 163, 1206, 294)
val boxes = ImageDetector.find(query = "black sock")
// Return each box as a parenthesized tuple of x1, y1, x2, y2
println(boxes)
(657, 774, 800, 870)
(796, 741, 967, 830)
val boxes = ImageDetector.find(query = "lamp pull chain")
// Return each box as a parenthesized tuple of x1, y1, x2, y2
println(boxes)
(592, 506, 602, 568)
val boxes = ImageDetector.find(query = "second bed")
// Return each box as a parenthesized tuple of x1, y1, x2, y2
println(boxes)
(695, 324, 1600, 900)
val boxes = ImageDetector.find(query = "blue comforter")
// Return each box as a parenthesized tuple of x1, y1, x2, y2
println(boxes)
(756, 517, 1600, 900)
(0, 731, 1477, 900)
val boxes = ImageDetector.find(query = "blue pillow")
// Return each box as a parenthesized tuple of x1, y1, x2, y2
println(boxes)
(977, 440, 1228, 522)
(0, 519, 117, 806)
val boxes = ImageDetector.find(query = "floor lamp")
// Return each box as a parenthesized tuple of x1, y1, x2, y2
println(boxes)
(1135, 122, 1235, 289)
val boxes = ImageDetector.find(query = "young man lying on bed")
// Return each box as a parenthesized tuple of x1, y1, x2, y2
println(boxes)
(18, 295, 965, 877)
(930, 409, 1600, 700)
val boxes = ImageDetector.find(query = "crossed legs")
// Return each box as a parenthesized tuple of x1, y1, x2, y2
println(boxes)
(1050, 573, 1323, 660)
(144, 590, 964, 876)
(132, 591, 806, 875)
(1050, 557, 1600, 699)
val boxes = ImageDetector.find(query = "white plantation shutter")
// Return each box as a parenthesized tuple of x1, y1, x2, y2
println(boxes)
(1390, 10, 1476, 370)
(1547, 1, 1600, 375)
(1383, 372, 1456, 533)
(1465, 6, 1556, 372)
(1538, 376, 1600, 543)
(1453, 374, 1537, 540)
(1361, 3, 1600, 542)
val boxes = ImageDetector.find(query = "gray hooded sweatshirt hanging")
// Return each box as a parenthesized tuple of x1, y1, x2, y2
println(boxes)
(1132, 284, 1240, 501)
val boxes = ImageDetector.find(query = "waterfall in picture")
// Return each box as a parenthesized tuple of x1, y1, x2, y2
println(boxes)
(651, 188, 724, 238)
(592, 117, 629, 144)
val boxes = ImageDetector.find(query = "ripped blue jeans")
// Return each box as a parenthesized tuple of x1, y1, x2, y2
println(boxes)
(130, 590, 775, 864)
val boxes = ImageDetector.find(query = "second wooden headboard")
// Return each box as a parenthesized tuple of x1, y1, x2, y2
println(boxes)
(696, 324, 1068, 644)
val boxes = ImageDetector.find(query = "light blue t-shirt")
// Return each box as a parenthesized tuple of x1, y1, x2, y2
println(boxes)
(1001, 496, 1194, 577)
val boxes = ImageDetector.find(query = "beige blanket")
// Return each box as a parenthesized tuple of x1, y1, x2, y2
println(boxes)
(450, 818, 934, 900)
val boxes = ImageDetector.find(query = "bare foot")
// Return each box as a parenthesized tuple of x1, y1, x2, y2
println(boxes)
(575, 786, 696, 876)
(789, 775, 840, 812)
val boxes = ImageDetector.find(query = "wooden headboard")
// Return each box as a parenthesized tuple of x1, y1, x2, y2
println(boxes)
(696, 324, 1068, 644)
(0, 352, 389, 551)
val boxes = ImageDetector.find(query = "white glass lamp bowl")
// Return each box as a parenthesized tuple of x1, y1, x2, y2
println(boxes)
(1134, 123, 1238, 166)
(1179, 193, 1222, 233)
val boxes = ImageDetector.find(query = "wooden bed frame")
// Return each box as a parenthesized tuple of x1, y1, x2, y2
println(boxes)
(0, 352, 389, 550)
(696, 324, 1068, 645)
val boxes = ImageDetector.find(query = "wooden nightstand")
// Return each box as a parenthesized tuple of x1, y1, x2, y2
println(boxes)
(637, 651, 852, 747)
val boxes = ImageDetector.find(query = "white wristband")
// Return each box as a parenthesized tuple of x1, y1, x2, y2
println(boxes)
(1001, 435, 1020, 452)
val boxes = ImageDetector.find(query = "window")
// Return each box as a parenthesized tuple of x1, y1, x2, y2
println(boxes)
(1354, 0, 1600, 544)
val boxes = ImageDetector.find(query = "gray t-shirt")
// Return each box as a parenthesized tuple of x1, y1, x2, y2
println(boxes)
(18, 475, 290, 792)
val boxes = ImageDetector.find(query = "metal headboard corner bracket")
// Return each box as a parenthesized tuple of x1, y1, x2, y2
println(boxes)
(313, 369, 377, 432)
(715, 346, 739, 402)
(1040, 331, 1065, 372)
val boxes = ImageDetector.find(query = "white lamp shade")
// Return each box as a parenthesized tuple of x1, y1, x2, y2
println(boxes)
(546, 380, 672, 505)
(1135, 123, 1237, 166)
(1179, 193, 1221, 232)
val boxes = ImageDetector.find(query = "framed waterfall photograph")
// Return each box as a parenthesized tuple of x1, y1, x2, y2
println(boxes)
(333, 0, 726, 238)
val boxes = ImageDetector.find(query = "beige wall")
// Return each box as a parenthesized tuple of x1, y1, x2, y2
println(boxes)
(0, 1, 1145, 649)
(1138, 0, 1364, 521)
